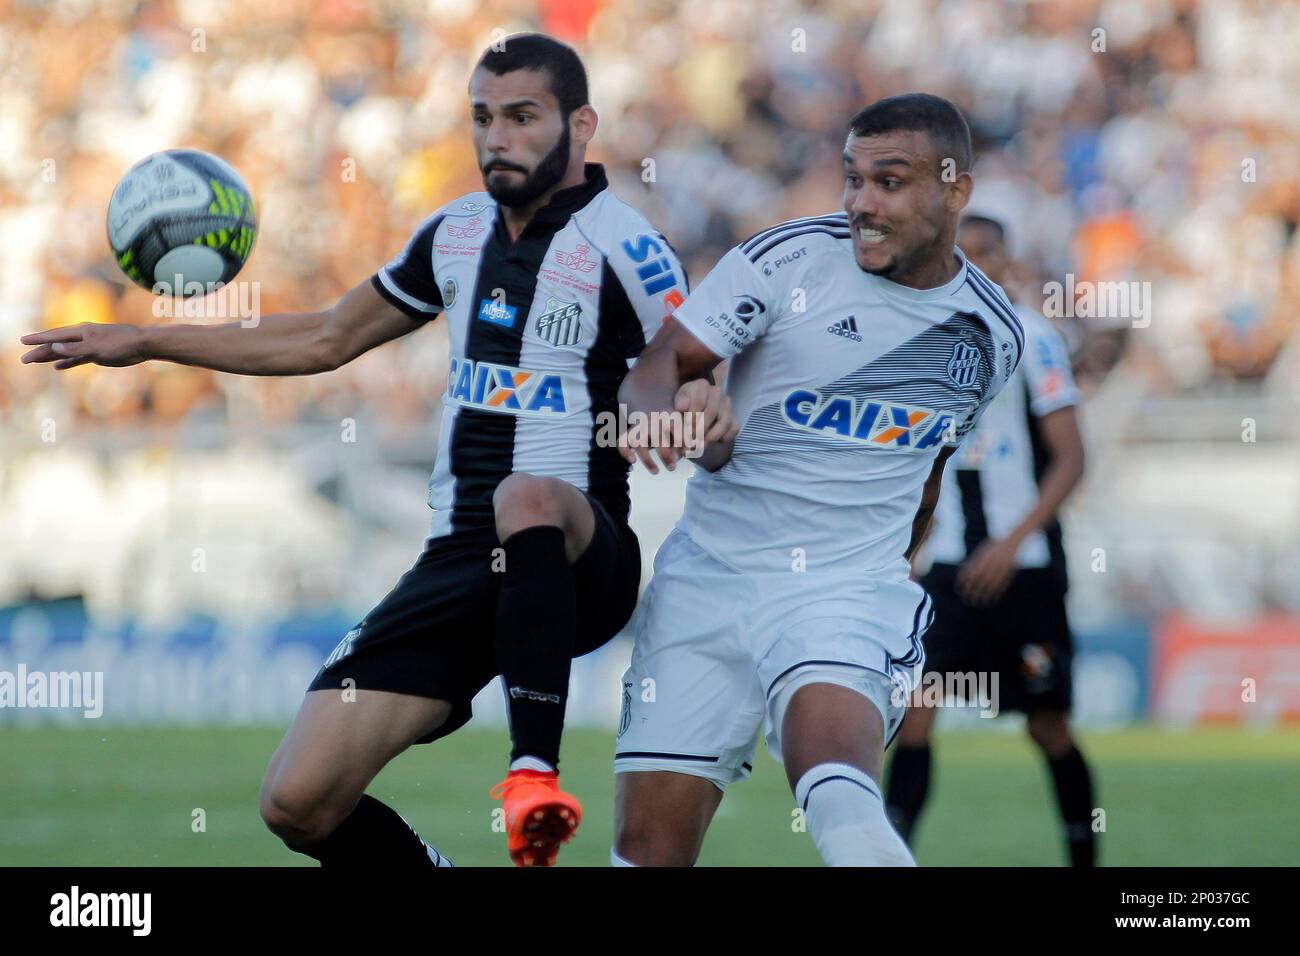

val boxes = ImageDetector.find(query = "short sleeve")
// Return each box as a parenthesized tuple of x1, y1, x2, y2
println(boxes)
(606, 230, 690, 351)
(667, 245, 776, 359)
(371, 212, 446, 321)
(1022, 314, 1080, 417)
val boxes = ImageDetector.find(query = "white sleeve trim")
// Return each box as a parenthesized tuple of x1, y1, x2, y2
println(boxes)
(377, 267, 441, 313)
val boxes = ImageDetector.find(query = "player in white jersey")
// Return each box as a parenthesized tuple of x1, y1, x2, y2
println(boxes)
(885, 215, 1097, 866)
(613, 94, 1024, 866)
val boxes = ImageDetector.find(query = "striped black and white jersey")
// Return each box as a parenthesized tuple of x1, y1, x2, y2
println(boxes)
(925, 304, 1080, 581)
(671, 213, 1025, 577)
(371, 164, 688, 539)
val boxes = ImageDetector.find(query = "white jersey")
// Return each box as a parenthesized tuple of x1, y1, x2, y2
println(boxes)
(671, 213, 1024, 578)
(926, 304, 1079, 573)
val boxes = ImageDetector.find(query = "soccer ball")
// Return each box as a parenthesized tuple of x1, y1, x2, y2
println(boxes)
(106, 148, 257, 297)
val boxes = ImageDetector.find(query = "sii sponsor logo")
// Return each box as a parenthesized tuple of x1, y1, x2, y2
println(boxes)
(477, 297, 518, 326)
(447, 357, 568, 416)
(621, 233, 684, 316)
(827, 315, 861, 341)
(782, 389, 953, 450)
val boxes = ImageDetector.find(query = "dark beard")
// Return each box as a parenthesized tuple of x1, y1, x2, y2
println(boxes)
(483, 125, 571, 208)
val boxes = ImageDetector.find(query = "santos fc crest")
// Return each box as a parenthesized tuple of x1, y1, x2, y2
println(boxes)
(535, 296, 583, 347)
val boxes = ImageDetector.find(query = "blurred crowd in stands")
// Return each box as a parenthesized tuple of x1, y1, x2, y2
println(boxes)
(1, 0, 1298, 433)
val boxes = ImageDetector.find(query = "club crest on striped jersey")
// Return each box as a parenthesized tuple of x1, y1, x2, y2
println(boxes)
(447, 357, 569, 417)
(947, 341, 981, 388)
(781, 388, 955, 451)
(535, 296, 583, 347)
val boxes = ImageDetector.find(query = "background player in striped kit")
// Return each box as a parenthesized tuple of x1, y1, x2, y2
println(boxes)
(885, 214, 1097, 866)
(613, 94, 1024, 866)
(19, 34, 733, 868)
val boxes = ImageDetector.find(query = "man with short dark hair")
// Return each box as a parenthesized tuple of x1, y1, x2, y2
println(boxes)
(22, 33, 734, 868)
(613, 93, 1025, 866)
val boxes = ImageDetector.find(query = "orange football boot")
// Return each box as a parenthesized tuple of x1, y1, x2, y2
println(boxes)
(490, 769, 582, 867)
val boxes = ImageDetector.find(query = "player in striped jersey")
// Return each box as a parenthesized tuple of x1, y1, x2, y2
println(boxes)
(20, 34, 734, 868)
(885, 214, 1097, 866)
(613, 94, 1024, 866)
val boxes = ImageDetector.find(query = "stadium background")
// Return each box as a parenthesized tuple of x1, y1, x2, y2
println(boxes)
(2, 0, 1297, 865)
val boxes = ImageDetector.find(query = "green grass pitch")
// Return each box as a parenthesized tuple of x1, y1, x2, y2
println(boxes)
(2, 724, 1296, 866)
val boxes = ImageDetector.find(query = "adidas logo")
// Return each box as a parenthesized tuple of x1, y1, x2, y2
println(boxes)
(827, 315, 862, 342)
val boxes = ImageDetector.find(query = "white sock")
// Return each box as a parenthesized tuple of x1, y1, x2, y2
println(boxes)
(794, 762, 916, 867)
(510, 756, 556, 773)
(610, 848, 637, 867)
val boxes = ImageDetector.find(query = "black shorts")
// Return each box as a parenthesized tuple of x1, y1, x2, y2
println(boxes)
(919, 563, 1073, 714)
(307, 496, 641, 743)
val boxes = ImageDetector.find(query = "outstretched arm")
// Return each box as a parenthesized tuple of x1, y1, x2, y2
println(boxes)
(20, 277, 423, 376)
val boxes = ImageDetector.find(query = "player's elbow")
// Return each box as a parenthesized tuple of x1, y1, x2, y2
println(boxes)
(309, 314, 346, 374)
(1056, 435, 1086, 484)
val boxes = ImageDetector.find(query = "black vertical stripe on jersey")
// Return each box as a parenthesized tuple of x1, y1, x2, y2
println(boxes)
(446, 210, 552, 533)
(586, 260, 638, 523)
(1025, 378, 1069, 590)
(955, 469, 989, 557)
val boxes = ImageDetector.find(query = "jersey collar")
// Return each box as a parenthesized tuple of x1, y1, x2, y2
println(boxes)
(528, 162, 608, 228)
(871, 246, 970, 303)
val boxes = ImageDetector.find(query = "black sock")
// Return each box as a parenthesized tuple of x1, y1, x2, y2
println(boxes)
(495, 525, 575, 769)
(1046, 744, 1097, 867)
(290, 794, 451, 868)
(885, 744, 931, 845)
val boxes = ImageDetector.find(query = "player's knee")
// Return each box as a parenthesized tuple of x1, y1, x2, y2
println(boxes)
(613, 817, 701, 867)
(1026, 710, 1072, 756)
(259, 781, 344, 846)
(493, 473, 568, 538)
(614, 780, 710, 867)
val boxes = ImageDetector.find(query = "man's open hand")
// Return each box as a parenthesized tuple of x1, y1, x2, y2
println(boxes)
(20, 323, 146, 370)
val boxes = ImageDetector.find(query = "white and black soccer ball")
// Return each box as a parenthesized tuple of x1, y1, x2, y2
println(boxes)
(106, 149, 257, 297)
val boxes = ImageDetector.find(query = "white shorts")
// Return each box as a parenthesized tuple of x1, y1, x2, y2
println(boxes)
(614, 527, 929, 790)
